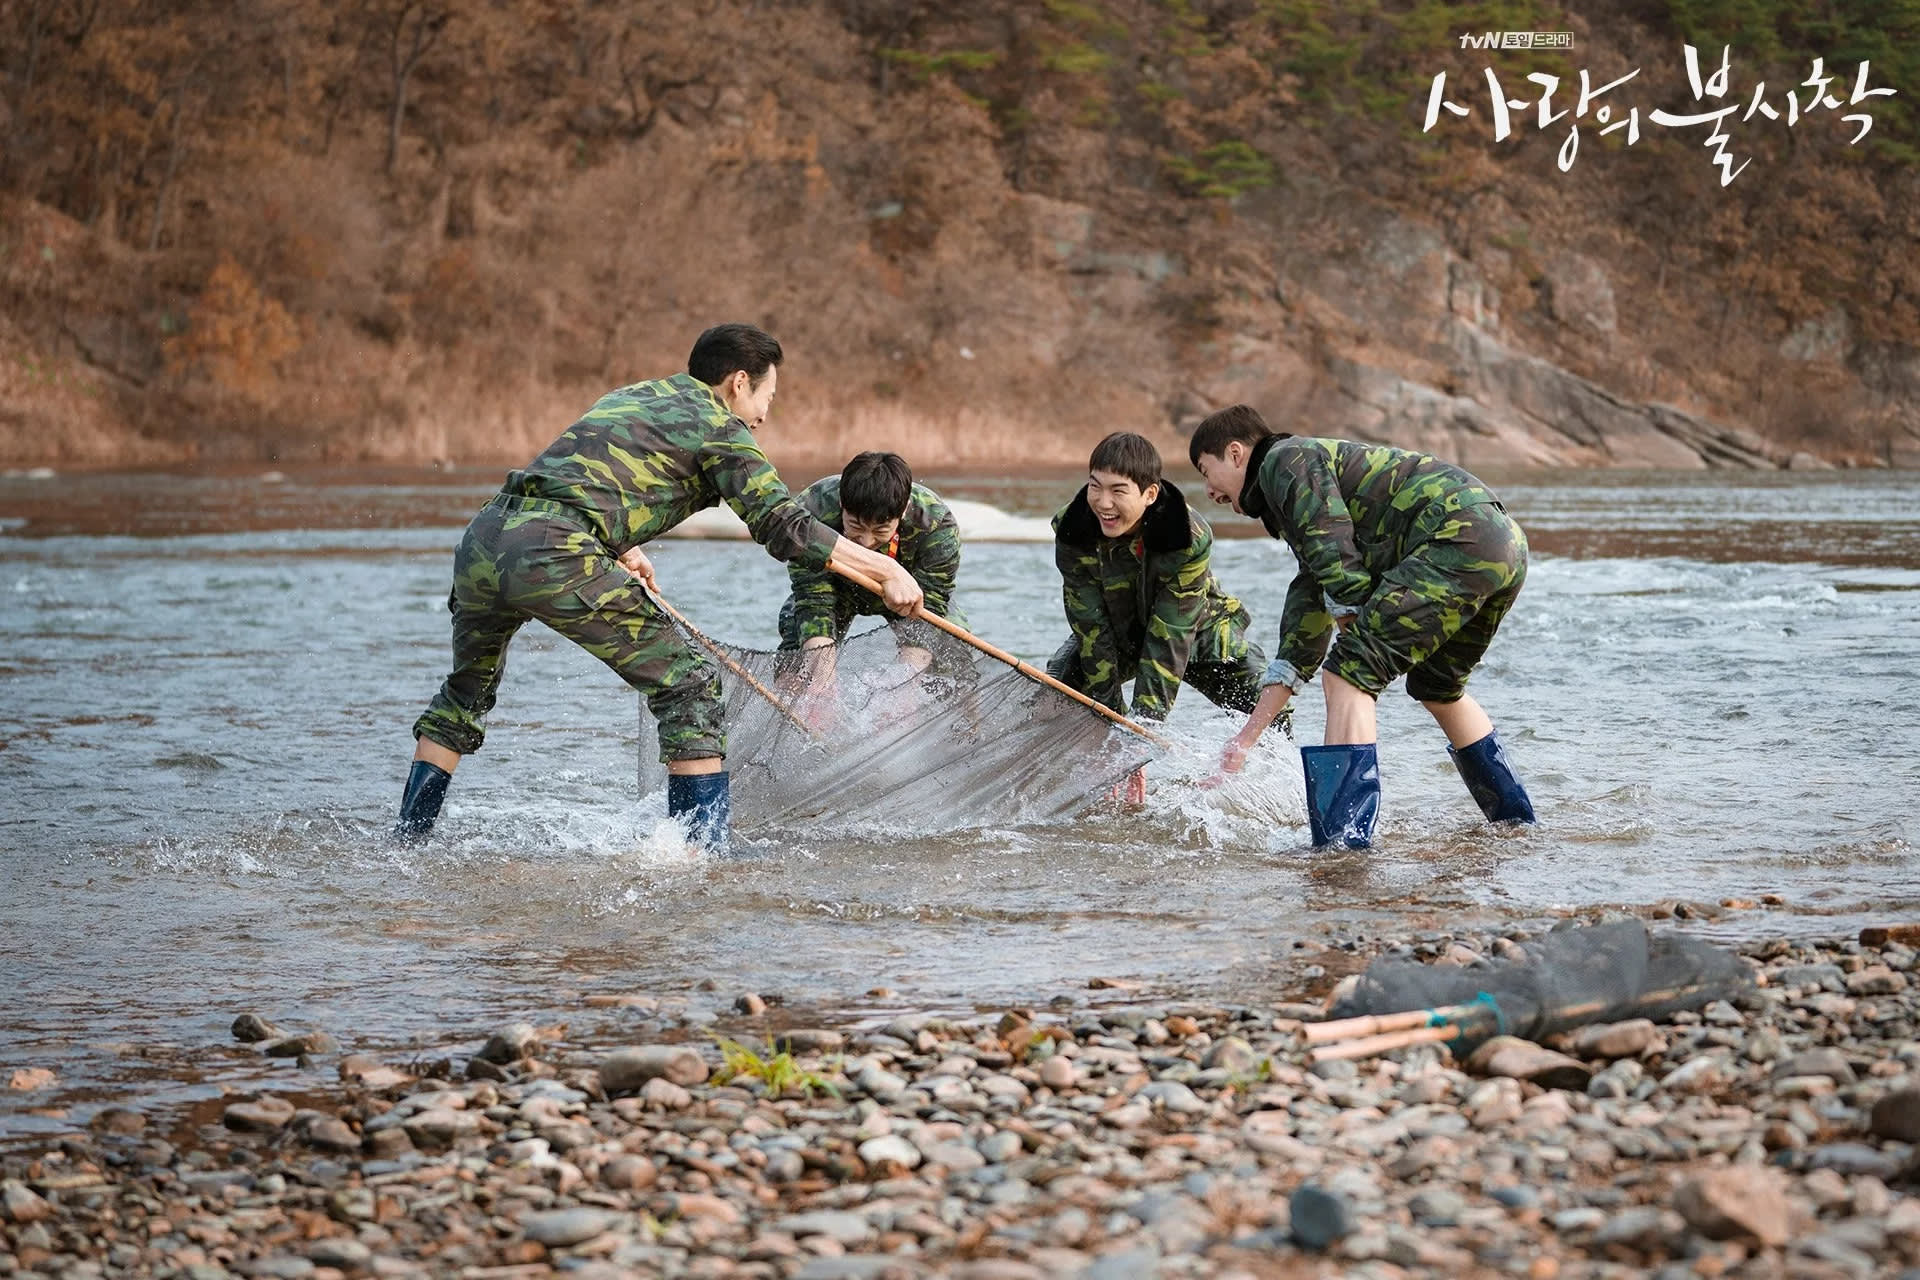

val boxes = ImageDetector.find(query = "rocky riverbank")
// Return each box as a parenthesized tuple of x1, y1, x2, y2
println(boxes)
(6, 924, 1920, 1280)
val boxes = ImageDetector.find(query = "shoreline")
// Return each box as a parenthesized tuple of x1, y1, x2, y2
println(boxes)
(6, 922, 1918, 1279)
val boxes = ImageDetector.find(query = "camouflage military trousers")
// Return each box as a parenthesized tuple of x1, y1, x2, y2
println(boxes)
(1325, 500, 1527, 703)
(1044, 605, 1272, 719)
(412, 494, 724, 762)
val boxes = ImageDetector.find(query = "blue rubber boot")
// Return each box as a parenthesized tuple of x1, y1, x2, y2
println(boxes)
(668, 771, 731, 854)
(393, 759, 451, 845)
(1301, 744, 1381, 849)
(1448, 730, 1536, 824)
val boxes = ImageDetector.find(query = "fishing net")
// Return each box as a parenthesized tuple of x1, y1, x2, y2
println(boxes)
(638, 618, 1158, 833)
(1329, 919, 1753, 1054)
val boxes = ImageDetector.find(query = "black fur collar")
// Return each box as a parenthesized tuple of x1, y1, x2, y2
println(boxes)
(1237, 434, 1283, 523)
(1058, 482, 1193, 553)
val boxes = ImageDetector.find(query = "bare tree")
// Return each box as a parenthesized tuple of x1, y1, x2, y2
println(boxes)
(385, 1, 449, 173)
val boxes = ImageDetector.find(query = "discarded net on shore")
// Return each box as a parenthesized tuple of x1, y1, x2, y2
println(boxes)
(638, 618, 1156, 833)
(1313, 919, 1753, 1060)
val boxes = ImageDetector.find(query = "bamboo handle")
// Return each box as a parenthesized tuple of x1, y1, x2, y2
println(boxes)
(647, 587, 822, 743)
(1308, 1023, 1459, 1063)
(1303, 996, 1506, 1045)
(1302, 1008, 1445, 1044)
(826, 559, 1168, 747)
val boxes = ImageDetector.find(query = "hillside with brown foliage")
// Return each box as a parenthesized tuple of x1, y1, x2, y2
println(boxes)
(1, 0, 1916, 470)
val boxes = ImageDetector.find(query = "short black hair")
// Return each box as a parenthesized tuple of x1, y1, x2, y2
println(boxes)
(688, 323, 783, 387)
(840, 451, 913, 523)
(1088, 432, 1162, 492)
(1188, 404, 1280, 467)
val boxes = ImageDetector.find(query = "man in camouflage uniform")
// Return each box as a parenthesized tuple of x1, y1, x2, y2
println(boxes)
(1189, 405, 1536, 849)
(395, 324, 924, 852)
(1047, 432, 1279, 805)
(777, 450, 962, 654)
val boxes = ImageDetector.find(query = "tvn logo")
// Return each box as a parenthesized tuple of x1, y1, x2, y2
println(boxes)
(1459, 31, 1575, 49)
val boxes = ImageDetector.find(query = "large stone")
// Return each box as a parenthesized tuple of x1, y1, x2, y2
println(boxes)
(402, 1107, 487, 1145)
(1593, 1206, 1684, 1251)
(1289, 1185, 1355, 1251)
(3, 1179, 54, 1223)
(1846, 966, 1908, 996)
(476, 1022, 539, 1064)
(773, 1210, 876, 1246)
(1466, 1037, 1593, 1091)
(774, 1029, 845, 1055)
(599, 1045, 709, 1093)
(262, 1032, 338, 1058)
(1139, 1081, 1206, 1114)
(1202, 1036, 1258, 1074)
(1871, 1087, 1920, 1142)
(231, 1013, 283, 1043)
(639, 1077, 692, 1111)
(306, 1238, 372, 1269)
(224, 1097, 297, 1133)
(1776, 1048, 1857, 1085)
(1564, 1019, 1657, 1060)
(523, 1208, 616, 1247)
(1806, 1143, 1903, 1179)
(601, 1155, 657, 1191)
(303, 1117, 360, 1153)
(1658, 1055, 1724, 1094)
(858, 1135, 921, 1170)
(1672, 1167, 1792, 1246)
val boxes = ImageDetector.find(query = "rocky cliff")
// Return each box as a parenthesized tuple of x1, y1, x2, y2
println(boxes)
(1, 0, 1914, 470)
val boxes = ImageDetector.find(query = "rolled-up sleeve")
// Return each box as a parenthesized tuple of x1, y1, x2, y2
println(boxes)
(697, 423, 837, 570)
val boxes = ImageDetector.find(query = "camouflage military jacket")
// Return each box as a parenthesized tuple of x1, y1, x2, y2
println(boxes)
(1052, 484, 1245, 721)
(1242, 435, 1505, 690)
(785, 477, 960, 642)
(502, 373, 836, 569)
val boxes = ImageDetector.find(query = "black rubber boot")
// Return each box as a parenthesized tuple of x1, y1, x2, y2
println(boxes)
(667, 771, 731, 854)
(1301, 743, 1381, 849)
(393, 760, 451, 845)
(1448, 730, 1537, 824)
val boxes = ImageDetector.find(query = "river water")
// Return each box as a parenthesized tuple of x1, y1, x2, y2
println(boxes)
(1, 465, 1915, 1137)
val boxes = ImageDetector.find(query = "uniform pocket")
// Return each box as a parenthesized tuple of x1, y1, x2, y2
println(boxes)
(571, 567, 640, 615)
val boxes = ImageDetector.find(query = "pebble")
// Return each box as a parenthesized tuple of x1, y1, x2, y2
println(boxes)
(1777, 1047, 1858, 1083)
(1870, 1086, 1920, 1141)
(1289, 1185, 1355, 1250)
(601, 1154, 658, 1191)
(1467, 1037, 1593, 1090)
(774, 1029, 845, 1055)
(475, 1022, 539, 1064)
(223, 1097, 296, 1133)
(262, 1031, 338, 1058)
(1672, 1166, 1791, 1246)
(12, 928, 1920, 1280)
(1564, 1019, 1658, 1059)
(3, 1179, 54, 1223)
(90, 1106, 146, 1135)
(230, 1013, 282, 1043)
(857, 1135, 921, 1169)
(1409, 1187, 1464, 1226)
(772, 1210, 874, 1246)
(306, 1238, 372, 1268)
(522, 1207, 616, 1247)
(303, 1117, 360, 1152)
(639, 1077, 693, 1110)
(599, 1045, 710, 1092)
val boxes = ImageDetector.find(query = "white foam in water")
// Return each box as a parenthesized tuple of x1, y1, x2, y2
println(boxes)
(658, 498, 1053, 544)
